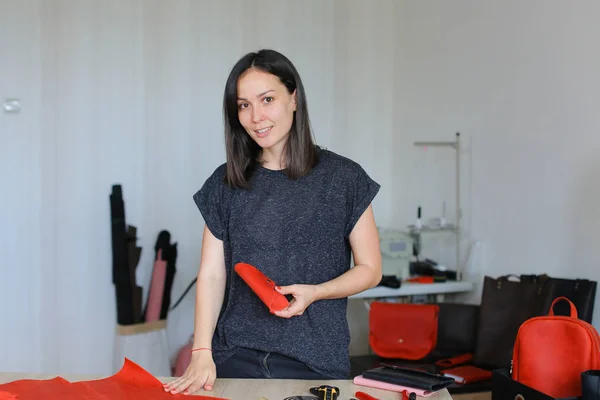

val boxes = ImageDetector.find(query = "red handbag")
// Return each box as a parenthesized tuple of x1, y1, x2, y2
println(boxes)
(512, 296, 600, 398)
(369, 302, 439, 360)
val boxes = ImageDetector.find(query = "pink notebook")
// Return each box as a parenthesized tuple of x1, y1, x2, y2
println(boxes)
(353, 375, 439, 397)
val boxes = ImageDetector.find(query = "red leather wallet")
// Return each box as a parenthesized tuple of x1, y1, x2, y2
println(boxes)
(435, 353, 473, 368)
(234, 262, 289, 313)
(440, 365, 492, 384)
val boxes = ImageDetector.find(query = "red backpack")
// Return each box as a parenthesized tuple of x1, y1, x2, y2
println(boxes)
(511, 296, 600, 398)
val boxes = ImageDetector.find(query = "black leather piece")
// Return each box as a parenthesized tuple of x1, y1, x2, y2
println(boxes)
(362, 364, 455, 391)
(158, 231, 177, 320)
(126, 225, 143, 323)
(436, 303, 479, 354)
(111, 184, 141, 325)
(110, 185, 146, 325)
(110, 185, 128, 286)
(378, 275, 401, 288)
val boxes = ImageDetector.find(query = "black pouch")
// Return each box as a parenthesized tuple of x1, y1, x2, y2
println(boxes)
(492, 368, 578, 400)
(362, 364, 455, 391)
(583, 370, 600, 400)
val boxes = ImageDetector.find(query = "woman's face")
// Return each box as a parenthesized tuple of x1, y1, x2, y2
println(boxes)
(237, 68, 296, 153)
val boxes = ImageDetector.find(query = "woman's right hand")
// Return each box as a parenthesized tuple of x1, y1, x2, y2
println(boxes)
(163, 350, 217, 395)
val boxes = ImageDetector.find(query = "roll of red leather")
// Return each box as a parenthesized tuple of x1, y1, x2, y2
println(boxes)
(234, 262, 289, 313)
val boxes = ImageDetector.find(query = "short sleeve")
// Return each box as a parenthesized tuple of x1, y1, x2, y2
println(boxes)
(192, 164, 228, 240)
(345, 164, 381, 237)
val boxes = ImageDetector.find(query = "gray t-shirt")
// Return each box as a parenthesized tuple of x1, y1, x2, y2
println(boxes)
(192, 147, 380, 378)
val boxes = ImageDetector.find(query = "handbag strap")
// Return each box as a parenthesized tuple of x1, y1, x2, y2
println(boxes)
(495, 274, 519, 289)
(495, 274, 550, 293)
(549, 296, 578, 318)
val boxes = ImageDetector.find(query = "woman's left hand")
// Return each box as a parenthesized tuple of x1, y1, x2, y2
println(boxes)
(273, 284, 319, 318)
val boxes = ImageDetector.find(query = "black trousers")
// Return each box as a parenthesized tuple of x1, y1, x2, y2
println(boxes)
(216, 346, 333, 380)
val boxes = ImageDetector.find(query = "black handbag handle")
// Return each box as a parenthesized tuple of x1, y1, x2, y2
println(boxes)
(496, 274, 520, 289)
(495, 274, 550, 293)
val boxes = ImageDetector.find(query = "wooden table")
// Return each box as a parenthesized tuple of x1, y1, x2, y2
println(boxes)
(0, 373, 453, 399)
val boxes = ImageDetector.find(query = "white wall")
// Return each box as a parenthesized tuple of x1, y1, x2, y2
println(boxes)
(394, 1, 600, 317)
(1, 0, 599, 375)
(0, 0, 44, 375)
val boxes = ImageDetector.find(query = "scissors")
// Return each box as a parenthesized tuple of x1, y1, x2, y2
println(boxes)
(309, 385, 340, 400)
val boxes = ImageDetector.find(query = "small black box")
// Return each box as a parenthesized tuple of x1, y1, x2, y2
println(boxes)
(492, 368, 578, 400)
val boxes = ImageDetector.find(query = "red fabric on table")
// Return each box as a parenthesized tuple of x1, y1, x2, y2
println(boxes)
(0, 376, 98, 399)
(0, 358, 226, 400)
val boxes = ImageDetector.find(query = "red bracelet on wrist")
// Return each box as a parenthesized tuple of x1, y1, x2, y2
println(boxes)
(191, 347, 212, 353)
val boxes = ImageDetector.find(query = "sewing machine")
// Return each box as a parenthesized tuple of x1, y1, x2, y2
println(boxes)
(378, 228, 413, 279)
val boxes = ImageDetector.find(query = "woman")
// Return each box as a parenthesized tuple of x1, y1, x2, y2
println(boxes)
(165, 49, 382, 395)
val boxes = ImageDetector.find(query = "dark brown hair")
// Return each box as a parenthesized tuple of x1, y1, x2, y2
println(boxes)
(222, 49, 318, 189)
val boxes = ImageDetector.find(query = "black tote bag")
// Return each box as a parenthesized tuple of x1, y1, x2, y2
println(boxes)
(536, 278, 597, 323)
(472, 274, 550, 370)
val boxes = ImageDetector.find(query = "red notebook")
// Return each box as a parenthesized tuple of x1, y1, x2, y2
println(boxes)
(234, 262, 289, 313)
